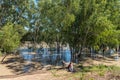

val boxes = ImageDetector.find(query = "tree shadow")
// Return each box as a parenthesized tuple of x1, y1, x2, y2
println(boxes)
(1, 56, 44, 75)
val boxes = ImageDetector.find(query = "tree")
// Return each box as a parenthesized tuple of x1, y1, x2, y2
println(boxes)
(0, 22, 24, 62)
(62, 0, 120, 59)
(0, 0, 29, 27)
(3, 0, 119, 62)
(37, 0, 79, 54)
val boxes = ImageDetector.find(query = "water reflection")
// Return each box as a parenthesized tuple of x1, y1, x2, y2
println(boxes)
(19, 48, 71, 66)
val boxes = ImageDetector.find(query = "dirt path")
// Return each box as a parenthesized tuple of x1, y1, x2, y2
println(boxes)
(0, 72, 54, 80)
(0, 56, 120, 80)
(0, 57, 14, 76)
(0, 56, 71, 80)
(0, 70, 71, 80)
(0, 64, 14, 76)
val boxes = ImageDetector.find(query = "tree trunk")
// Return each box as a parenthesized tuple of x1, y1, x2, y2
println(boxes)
(1, 53, 7, 63)
(78, 46, 83, 60)
(70, 47, 73, 61)
(56, 41, 60, 54)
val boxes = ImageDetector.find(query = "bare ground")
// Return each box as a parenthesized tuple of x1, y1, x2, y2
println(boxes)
(0, 55, 120, 80)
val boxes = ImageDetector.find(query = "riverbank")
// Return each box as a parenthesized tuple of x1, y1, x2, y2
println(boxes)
(0, 55, 120, 80)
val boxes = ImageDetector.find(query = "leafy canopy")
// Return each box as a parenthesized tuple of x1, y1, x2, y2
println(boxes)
(0, 22, 23, 53)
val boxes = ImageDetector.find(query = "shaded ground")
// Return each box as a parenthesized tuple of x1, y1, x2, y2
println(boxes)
(0, 55, 43, 76)
(0, 55, 120, 80)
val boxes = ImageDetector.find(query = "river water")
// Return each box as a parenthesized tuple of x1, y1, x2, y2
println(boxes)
(19, 48, 71, 66)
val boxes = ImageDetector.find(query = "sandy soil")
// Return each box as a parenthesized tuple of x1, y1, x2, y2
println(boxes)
(0, 64, 14, 76)
(0, 56, 14, 76)
(0, 55, 120, 80)
(0, 55, 72, 80)
(0, 69, 71, 80)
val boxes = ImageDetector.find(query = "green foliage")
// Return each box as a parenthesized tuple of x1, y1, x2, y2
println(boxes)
(0, 0, 29, 26)
(72, 64, 120, 80)
(93, 45, 99, 51)
(80, 64, 108, 76)
(98, 70, 105, 76)
(82, 64, 120, 77)
(73, 72, 86, 80)
(0, 50, 2, 56)
(0, 22, 22, 53)
(0, 31, 3, 40)
(1, 0, 120, 56)
(107, 65, 120, 77)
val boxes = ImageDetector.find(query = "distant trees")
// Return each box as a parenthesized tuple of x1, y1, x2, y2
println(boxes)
(37, 0, 120, 59)
(0, 0, 29, 26)
(25, 0, 120, 60)
(0, 0, 120, 61)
